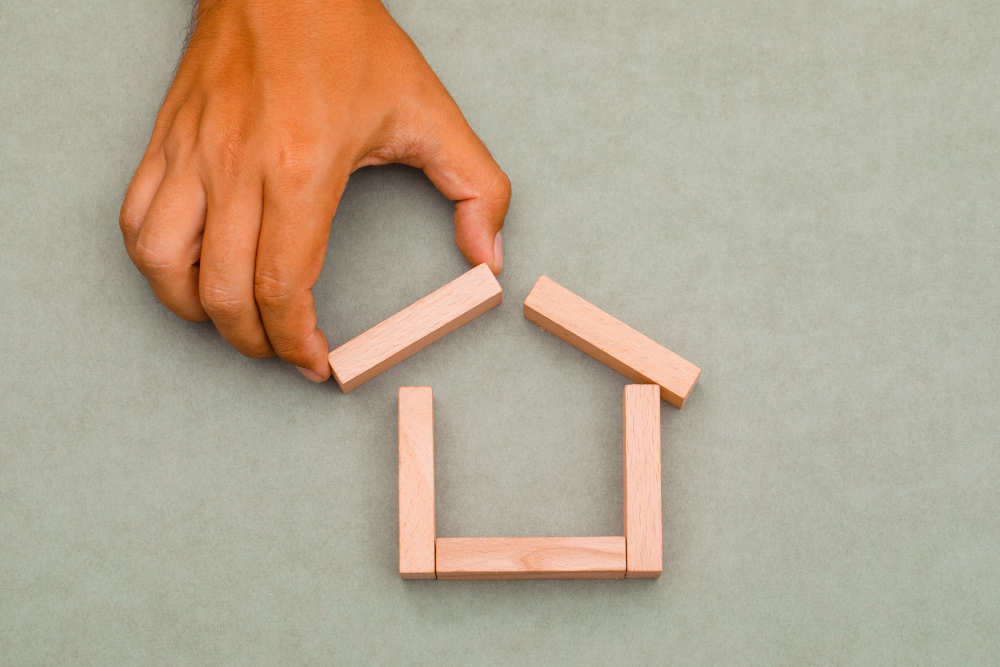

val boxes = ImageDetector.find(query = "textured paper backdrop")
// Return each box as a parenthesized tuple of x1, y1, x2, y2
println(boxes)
(1, 1, 998, 663)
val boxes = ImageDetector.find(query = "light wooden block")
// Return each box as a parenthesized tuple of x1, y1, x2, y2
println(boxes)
(523, 276, 700, 408)
(329, 264, 503, 393)
(398, 387, 436, 579)
(623, 384, 662, 578)
(435, 537, 626, 580)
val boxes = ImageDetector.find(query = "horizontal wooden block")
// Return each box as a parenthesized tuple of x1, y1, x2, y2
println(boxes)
(398, 387, 436, 580)
(435, 537, 626, 580)
(523, 276, 700, 407)
(623, 384, 662, 578)
(329, 264, 502, 393)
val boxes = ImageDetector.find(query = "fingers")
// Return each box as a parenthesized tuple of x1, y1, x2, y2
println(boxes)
(253, 166, 342, 382)
(198, 179, 275, 358)
(408, 101, 511, 275)
(132, 166, 209, 321)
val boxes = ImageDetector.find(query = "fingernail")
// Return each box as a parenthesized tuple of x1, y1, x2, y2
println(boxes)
(296, 366, 325, 383)
(493, 232, 503, 272)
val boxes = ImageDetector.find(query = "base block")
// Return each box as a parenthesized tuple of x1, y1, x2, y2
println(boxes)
(435, 537, 626, 580)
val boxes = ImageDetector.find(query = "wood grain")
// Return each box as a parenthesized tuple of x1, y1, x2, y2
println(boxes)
(398, 387, 436, 579)
(623, 384, 662, 578)
(329, 264, 503, 393)
(435, 537, 626, 580)
(523, 276, 700, 407)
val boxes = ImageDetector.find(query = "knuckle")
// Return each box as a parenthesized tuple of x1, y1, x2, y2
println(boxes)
(267, 140, 322, 189)
(133, 236, 179, 276)
(498, 171, 513, 201)
(200, 280, 275, 359)
(204, 119, 251, 179)
(162, 121, 196, 163)
(119, 202, 142, 242)
(254, 268, 318, 355)
(253, 267, 295, 311)
(273, 325, 316, 358)
(199, 281, 250, 321)
(489, 169, 512, 207)
(219, 130, 248, 177)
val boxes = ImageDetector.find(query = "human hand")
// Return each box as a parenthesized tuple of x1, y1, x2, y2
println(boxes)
(120, 0, 510, 382)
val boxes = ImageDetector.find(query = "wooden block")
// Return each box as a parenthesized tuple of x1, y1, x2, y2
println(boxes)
(435, 537, 626, 580)
(623, 384, 662, 578)
(523, 276, 700, 408)
(329, 264, 502, 393)
(398, 387, 436, 579)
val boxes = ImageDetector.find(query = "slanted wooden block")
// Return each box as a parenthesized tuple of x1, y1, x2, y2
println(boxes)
(398, 387, 436, 579)
(623, 384, 662, 578)
(329, 264, 502, 393)
(523, 276, 700, 408)
(435, 537, 626, 580)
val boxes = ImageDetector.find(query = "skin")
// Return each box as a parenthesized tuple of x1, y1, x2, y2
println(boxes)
(119, 0, 510, 382)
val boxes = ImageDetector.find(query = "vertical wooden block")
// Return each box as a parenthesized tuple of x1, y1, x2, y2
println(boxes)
(623, 384, 662, 578)
(523, 276, 700, 408)
(398, 387, 436, 579)
(329, 264, 503, 393)
(435, 537, 626, 580)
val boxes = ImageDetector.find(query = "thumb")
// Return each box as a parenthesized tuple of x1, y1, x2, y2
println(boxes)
(401, 100, 511, 275)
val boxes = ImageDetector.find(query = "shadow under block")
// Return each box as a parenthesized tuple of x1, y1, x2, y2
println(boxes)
(398, 387, 436, 579)
(623, 384, 662, 578)
(329, 264, 503, 393)
(435, 537, 626, 580)
(523, 275, 700, 408)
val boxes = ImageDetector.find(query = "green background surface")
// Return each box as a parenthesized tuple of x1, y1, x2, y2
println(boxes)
(2, 1, 998, 664)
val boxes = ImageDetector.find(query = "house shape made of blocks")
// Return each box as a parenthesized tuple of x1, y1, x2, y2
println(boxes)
(327, 265, 701, 580)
